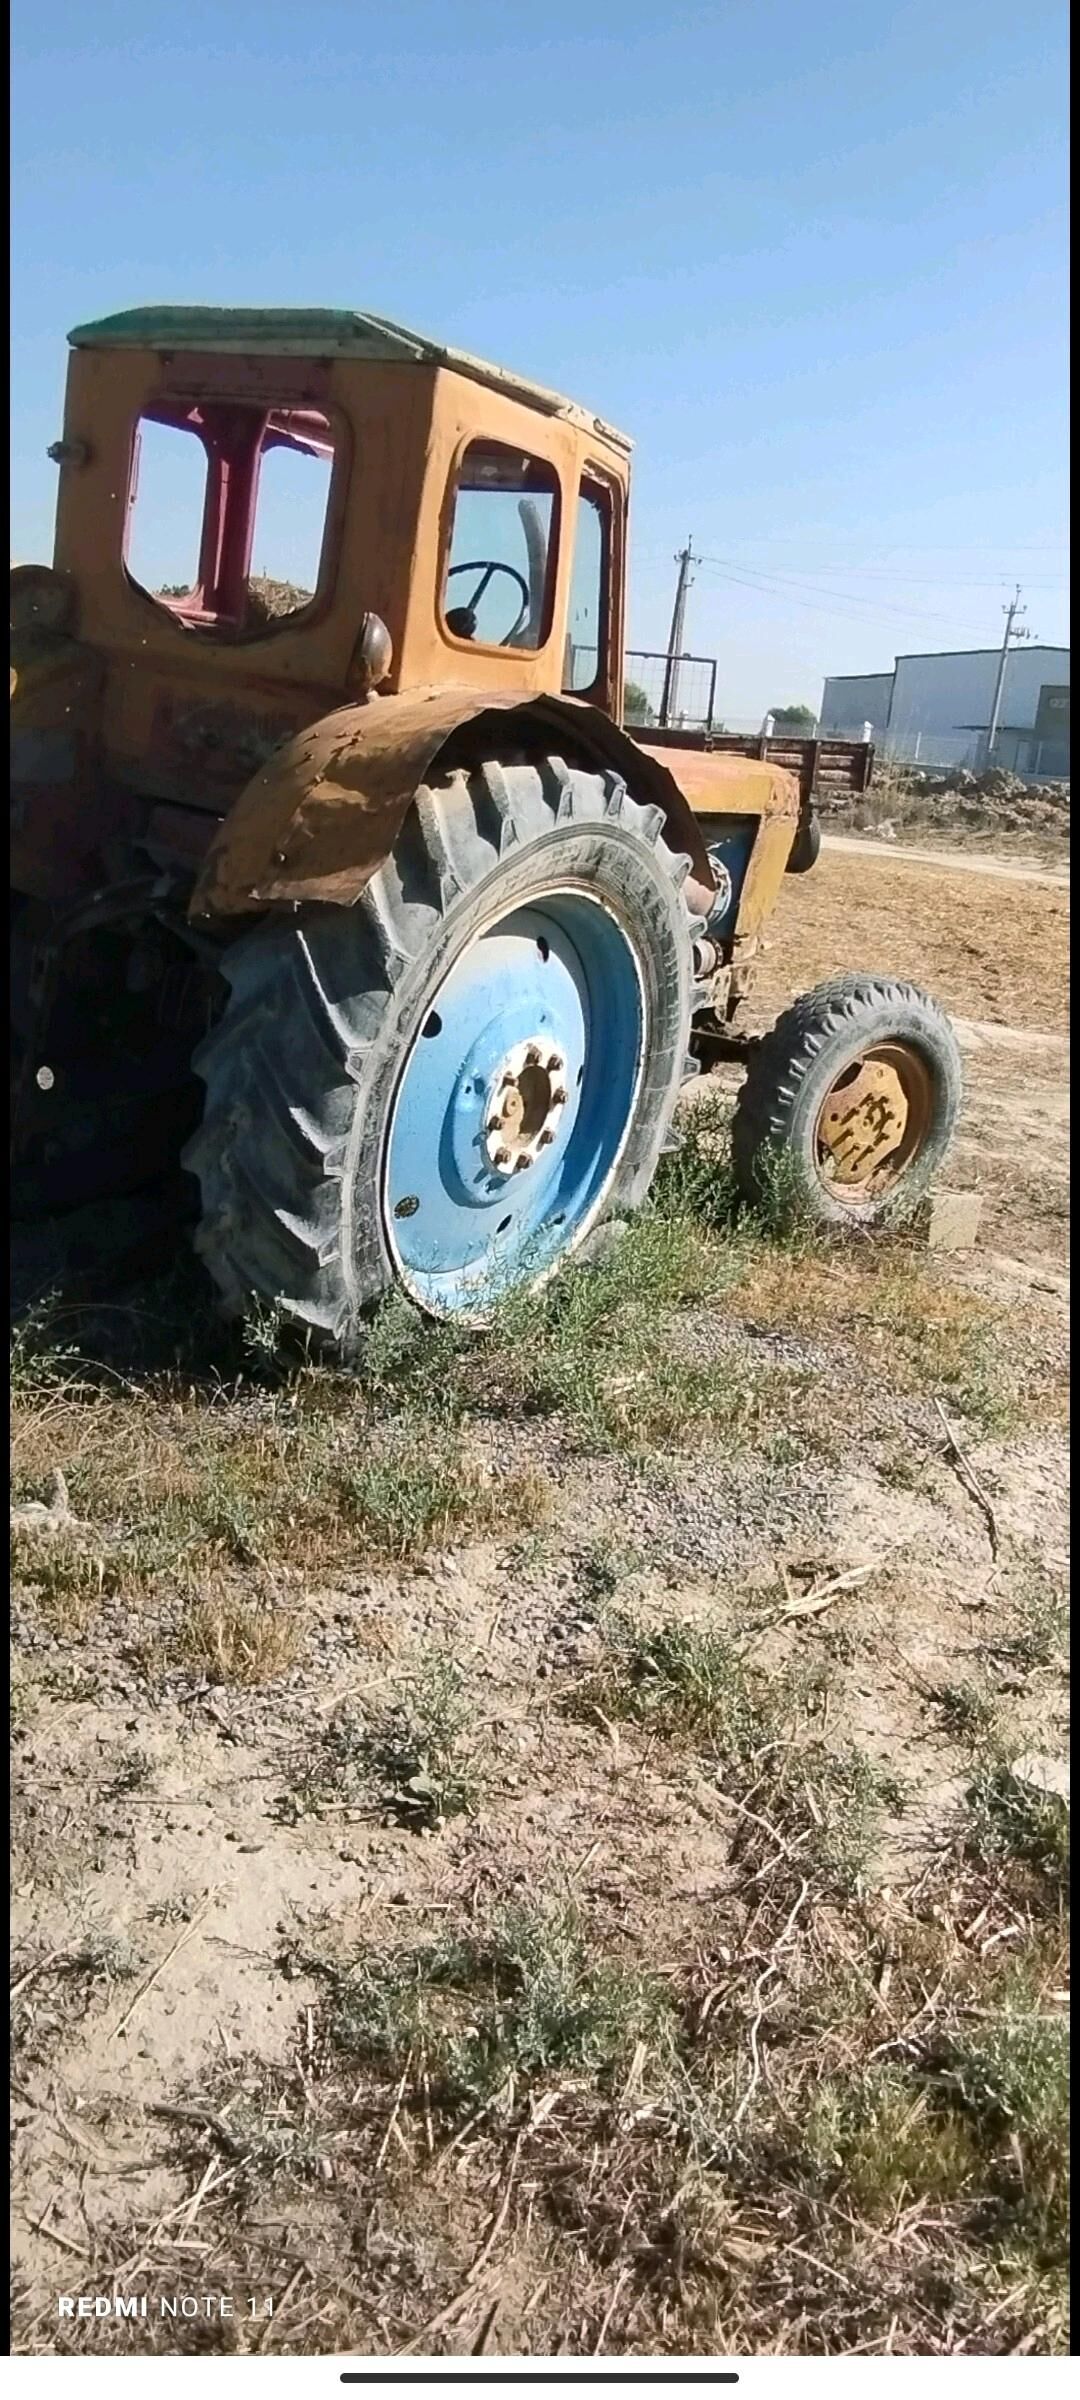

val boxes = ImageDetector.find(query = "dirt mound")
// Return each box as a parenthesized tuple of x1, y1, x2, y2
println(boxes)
(821, 762, 1070, 844)
(155, 576, 313, 627)
(245, 574, 313, 622)
(901, 765, 1070, 827)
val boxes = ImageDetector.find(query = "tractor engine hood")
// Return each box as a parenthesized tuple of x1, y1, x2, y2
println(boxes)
(640, 742, 800, 826)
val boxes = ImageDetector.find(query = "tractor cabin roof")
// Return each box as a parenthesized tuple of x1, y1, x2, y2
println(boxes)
(66, 307, 632, 455)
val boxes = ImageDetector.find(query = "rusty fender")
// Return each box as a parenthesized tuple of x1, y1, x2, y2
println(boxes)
(189, 689, 721, 921)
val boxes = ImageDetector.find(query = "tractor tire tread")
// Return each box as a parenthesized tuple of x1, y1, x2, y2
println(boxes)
(730, 973, 961, 1225)
(184, 757, 697, 1348)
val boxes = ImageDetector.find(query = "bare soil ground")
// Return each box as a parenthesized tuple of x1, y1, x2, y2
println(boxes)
(765, 846, 1069, 1035)
(10, 845, 1069, 2360)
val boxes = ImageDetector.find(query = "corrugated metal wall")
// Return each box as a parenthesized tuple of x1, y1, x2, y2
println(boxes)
(885, 647, 1069, 769)
(819, 671, 895, 740)
(821, 649, 1069, 771)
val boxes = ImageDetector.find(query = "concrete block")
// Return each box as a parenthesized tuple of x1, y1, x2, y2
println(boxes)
(924, 1190, 983, 1253)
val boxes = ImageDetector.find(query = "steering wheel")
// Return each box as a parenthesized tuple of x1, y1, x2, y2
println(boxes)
(446, 559, 531, 646)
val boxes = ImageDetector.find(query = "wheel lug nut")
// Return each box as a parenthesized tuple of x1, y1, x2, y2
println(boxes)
(513, 1154, 530, 1172)
(494, 1147, 510, 1166)
(538, 1129, 554, 1148)
(551, 1088, 567, 1107)
(524, 1045, 540, 1065)
(546, 1054, 560, 1073)
(486, 1116, 502, 1134)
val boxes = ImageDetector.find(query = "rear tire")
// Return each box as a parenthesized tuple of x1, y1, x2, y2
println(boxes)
(731, 974, 962, 1228)
(184, 757, 700, 1347)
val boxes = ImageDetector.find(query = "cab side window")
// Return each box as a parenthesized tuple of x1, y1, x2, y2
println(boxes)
(563, 481, 610, 698)
(126, 419, 207, 601)
(125, 401, 338, 634)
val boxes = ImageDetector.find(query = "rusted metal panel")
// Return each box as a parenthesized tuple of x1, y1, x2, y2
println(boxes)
(734, 812, 802, 945)
(9, 633, 123, 901)
(52, 349, 631, 751)
(146, 690, 310, 800)
(53, 350, 437, 724)
(190, 688, 720, 917)
(642, 742, 799, 825)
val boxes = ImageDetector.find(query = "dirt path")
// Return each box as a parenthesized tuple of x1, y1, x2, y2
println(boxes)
(823, 833, 1070, 889)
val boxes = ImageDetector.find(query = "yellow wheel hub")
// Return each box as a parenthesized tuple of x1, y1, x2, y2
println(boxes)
(815, 1042, 934, 1199)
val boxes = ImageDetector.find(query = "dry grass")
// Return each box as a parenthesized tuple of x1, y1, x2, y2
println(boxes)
(726, 1246, 1019, 1429)
(576, 1608, 905, 1905)
(170, 1588, 304, 1686)
(274, 1649, 484, 1831)
(13, 1679, 1069, 2352)
(9, 1108, 1044, 1633)
(112, 1783, 1067, 2359)
(657, 1094, 1031, 1431)
(10, 1343, 551, 1631)
(31, 1538, 1057, 2358)
(11, 1924, 146, 2075)
(10, 1529, 107, 1636)
(837, 762, 1069, 858)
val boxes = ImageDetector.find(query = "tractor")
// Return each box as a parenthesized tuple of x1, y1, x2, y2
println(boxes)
(10, 306, 962, 1344)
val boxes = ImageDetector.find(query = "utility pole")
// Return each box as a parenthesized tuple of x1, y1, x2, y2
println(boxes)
(984, 584, 1034, 764)
(659, 537, 699, 727)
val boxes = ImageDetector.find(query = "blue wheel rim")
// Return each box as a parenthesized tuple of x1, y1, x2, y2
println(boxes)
(383, 889, 645, 1316)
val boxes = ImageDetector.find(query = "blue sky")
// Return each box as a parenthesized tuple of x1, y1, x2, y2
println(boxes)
(11, 0, 1069, 721)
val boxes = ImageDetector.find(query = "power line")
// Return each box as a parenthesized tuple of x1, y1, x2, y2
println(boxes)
(736, 566, 1068, 589)
(631, 545, 1067, 589)
(695, 554, 999, 638)
(693, 559, 994, 642)
(696, 540, 1066, 558)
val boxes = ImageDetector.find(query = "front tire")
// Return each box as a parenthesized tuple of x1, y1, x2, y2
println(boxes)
(731, 974, 962, 1228)
(184, 757, 700, 1345)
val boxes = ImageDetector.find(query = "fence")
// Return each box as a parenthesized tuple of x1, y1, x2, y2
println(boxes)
(879, 731, 1069, 780)
(624, 650, 718, 733)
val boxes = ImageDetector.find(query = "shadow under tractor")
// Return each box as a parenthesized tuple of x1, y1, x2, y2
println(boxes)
(10, 306, 962, 1344)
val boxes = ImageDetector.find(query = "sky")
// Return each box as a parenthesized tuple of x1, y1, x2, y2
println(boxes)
(11, 0, 1069, 723)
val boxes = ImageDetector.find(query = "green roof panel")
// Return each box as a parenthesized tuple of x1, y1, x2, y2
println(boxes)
(67, 306, 435, 360)
(65, 307, 631, 450)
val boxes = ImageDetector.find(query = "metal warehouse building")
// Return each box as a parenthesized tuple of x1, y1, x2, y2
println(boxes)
(820, 646, 1070, 777)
